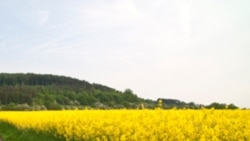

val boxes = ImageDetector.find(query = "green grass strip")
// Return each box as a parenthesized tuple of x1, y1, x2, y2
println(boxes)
(0, 120, 62, 141)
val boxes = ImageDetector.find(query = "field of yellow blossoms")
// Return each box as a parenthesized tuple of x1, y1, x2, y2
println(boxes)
(0, 109, 249, 141)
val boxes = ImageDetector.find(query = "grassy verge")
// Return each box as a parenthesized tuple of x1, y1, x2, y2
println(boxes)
(0, 120, 62, 141)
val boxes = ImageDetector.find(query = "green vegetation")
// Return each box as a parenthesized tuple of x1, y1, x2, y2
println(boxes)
(158, 98, 239, 109)
(0, 73, 154, 110)
(0, 120, 61, 141)
(0, 73, 239, 110)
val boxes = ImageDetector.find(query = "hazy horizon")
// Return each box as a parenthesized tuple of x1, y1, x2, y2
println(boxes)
(0, 0, 249, 108)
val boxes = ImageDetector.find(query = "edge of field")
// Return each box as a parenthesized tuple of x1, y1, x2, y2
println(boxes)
(0, 121, 62, 141)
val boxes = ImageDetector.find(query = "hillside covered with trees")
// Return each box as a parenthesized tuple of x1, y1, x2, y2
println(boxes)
(0, 73, 155, 110)
(0, 73, 239, 110)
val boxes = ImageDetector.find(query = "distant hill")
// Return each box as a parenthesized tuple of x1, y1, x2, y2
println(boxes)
(0, 73, 238, 110)
(0, 73, 154, 110)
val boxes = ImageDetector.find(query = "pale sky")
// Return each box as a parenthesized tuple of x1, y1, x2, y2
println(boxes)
(0, 0, 250, 108)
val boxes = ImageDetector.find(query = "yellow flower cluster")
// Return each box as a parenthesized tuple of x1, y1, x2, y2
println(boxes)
(0, 109, 249, 141)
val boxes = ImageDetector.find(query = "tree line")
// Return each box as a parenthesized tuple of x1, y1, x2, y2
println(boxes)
(158, 98, 238, 109)
(0, 73, 239, 110)
(0, 73, 149, 110)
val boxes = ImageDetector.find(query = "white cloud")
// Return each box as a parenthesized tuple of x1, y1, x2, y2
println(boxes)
(0, 41, 4, 50)
(180, 2, 191, 36)
(37, 10, 49, 26)
(81, 0, 141, 29)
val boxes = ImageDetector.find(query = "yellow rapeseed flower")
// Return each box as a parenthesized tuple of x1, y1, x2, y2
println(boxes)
(0, 109, 249, 141)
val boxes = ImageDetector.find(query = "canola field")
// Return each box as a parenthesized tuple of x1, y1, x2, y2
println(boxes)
(0, 109, 249, 141)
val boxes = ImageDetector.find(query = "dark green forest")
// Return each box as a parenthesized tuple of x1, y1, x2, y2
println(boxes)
(0, 73, 238, 110)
